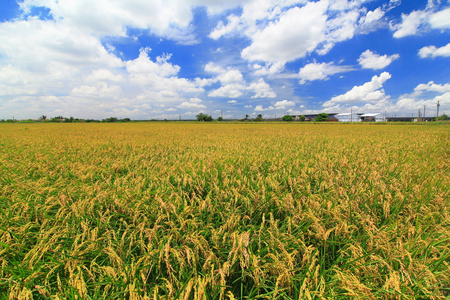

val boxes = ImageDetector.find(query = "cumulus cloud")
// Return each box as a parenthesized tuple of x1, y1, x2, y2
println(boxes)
(428, 7, 450, 30)
(361, 7, 385, 25)
(391, 5, 450, 38)
(298, 61, 354, 84)
(71, 82, 122, 98)
(418, 43, 450, 58)
(358, 50, 399, 69)
(414, 81, 450, 94)
(84, 69, 125, 83)
(392, 87, 450, 114)
(254, 105, 274, 112)
(274, 100, 295, 109)
(241, 2, 327, 64)
(126, 48, 180, 79)
(209, 15, 241, 39)
(248, 78, 276, 98)
(392, 10, 427, 38)
(323, 72, 392, 107)
(252, 62, 285, 76)
(204, 62, 276, 99)
(177, 98, 206, 109)
(18, 0, 243, 42)
(208, 84, 246, 98)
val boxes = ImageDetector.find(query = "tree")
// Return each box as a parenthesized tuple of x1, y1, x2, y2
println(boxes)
(217, 116, 223, 121)
(299, 115, 306, 122)
(103, 117, 118, 123)
(315, 113, 328, 122)
(196, 113, 213, 121)
(282, 115, 293, 122)
(40, 115, 47, 120)
(438, 114, 448, 121)
(255, 114, 263, 122)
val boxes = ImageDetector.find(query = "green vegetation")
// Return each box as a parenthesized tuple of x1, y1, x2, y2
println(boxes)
(315, 113, 328, 122)
(196, 113, 213, 121)
(282, 115, 293, 122)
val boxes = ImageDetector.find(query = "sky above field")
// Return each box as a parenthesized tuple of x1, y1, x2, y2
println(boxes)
(0, 0, 449, 120)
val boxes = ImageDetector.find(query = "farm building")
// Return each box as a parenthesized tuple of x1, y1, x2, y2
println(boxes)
(360, 113, 385, 122)
(335, 113, 362, 122)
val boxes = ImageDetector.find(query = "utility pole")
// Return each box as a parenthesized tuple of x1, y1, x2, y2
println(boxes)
(436, 101, 440, 121)
(423, 105, 426, 122)
(418, 108, 421, 122)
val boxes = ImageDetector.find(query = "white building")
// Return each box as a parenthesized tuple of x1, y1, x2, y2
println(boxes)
(335, 113, 362, 122)
(360, 113, 385, 122)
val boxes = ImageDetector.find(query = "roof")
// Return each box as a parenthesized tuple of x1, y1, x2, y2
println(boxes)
(336, 113, 361, 116)
(360, 113, 381, 117)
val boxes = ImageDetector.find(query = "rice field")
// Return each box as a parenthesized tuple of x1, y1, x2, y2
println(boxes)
(0, 122, 449, 299)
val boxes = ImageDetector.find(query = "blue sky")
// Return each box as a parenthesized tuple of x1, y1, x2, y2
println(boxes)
(0, 0, 449, 120)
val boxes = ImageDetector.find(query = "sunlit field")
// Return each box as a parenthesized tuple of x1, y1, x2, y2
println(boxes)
(1, 122, 449, 299)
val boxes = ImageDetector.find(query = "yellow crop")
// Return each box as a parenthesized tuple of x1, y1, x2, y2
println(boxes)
(0, 122, 449, 299)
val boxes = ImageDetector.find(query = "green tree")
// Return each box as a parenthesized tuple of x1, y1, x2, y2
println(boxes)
(299, 115, 306, 121)
(103, 117, 118, 123)
(255, 114, 263, 122)
(196, 113, 213, 122)
(315, 113, 328, 122)
(217, 116, 223, 121)
(282, 115, 293, 122)
(438, 114, 448, 120)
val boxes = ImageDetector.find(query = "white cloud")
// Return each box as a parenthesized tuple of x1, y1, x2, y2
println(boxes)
(323, 72, 392, 107)
(248, 78, 276, 98)
(429, 7, 450, 29)
(126, 48, 180, 79)
(418, 43, 450, 58)
(85, 69, 125, 83)
(298, 61, 354, 84)
(358, 50, 399, 70)
(320, 9, 360, 53)
(252, 62, 285, 76)
(363, 7, 385, 24)
(177, 97, 206, 109)
(0, 19, 123, 73)
(204, 62, 225, 73)
(227, 100, 237, 103)
(241, 2, 328, 64)
(208, 84, 246, 98)
(71, 82, 122, 98)
(20, 0, 194, 40)
(209, 15, 241, 39)
(392, 10, 427, 38)
(389, 5, 450, 39)
(254, 105, 274, 111)
(392, 90, 450, 114)
(217, 69, 244, 84)
(414, 81, 450, 94)
(274, 100, 295, 109)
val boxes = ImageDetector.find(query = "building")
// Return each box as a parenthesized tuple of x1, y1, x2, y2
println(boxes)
(360, 113, 385, 122)
(335, 113, 362, 122)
